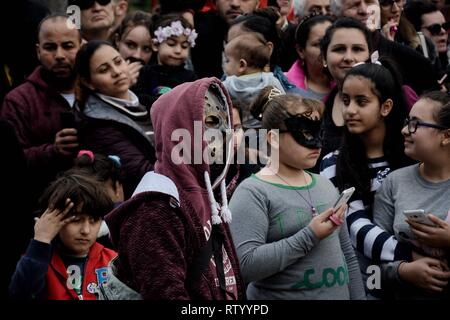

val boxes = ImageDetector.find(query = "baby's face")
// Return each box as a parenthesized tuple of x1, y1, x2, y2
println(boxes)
(224, 44, 243, 76)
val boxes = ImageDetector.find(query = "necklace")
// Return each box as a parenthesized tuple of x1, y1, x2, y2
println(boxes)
(269, 168, 318, 217)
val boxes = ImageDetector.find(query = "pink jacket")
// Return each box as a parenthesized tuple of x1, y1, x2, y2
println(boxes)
(286, 60, 307, 90)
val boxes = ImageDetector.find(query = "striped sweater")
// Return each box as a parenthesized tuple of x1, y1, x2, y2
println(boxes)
(320, 151, 411, 263)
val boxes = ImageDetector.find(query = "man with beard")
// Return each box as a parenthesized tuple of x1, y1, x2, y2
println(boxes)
(68, 0, 115, 41)
(1, 14, 81, 206)
(192, 0, 260, 78)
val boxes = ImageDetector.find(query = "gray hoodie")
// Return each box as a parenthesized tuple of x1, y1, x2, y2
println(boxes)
(223, 72, 285, 129)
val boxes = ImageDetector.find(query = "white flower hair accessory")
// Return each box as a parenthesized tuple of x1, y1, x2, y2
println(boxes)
(153, 20, 198, 47)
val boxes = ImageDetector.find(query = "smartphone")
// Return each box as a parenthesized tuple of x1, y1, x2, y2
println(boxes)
(333, 187, 355, 211)
(403, 209, 436, 227)
(60, 112, 76, 129)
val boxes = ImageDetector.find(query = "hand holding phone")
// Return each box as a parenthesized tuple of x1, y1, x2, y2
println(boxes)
(333, 187, 355, 211)
(60, 112, 76, 129)
(330, 187, 355, 225)
(56, 112, 79, 156)
(403, 209, 437, 227)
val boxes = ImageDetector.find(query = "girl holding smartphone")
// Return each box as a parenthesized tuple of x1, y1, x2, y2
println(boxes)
(373, 91, 450, 299)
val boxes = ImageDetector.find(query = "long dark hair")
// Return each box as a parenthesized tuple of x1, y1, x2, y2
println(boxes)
(335, 58, 413, 205)
(296, 14, 334, 49)
(422, 91, 450, 127)
(295, 13, 334, 78)
(75, 40, 113, 109)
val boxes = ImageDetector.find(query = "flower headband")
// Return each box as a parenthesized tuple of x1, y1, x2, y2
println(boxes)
(153, 20, 198, 47)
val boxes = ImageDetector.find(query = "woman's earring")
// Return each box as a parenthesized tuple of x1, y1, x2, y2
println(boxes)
(323, 63, 328, 68)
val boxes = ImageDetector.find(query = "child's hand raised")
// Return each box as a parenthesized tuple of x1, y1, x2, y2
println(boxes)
(34, 199, 76, 244)
(308, 205, 347, 240)
(127, 60, 143, 86)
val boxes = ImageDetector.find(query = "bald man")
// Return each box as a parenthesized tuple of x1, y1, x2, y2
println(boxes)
(1, 14, 82, 205)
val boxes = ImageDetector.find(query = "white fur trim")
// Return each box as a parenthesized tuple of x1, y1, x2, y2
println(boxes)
(132, 171, 179, 202)
(97, 220, 110, 238)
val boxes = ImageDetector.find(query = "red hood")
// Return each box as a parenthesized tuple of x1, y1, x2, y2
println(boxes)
(151, 77, 233, 189)
(105, 78, 246, 299)
(26, 66, 51, 90)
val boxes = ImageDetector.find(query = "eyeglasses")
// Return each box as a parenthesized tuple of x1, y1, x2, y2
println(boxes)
(423, 22, 450, 36)
(403, 117, 448, 134)
(379, 0, 404, 8)
(69, 0, 111, 10)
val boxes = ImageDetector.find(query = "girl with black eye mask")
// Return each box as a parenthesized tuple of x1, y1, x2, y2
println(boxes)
(280, 112, 325, 149)
(228, 86, 366, 300)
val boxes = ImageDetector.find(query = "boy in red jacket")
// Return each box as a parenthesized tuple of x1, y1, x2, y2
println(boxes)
(9, 174, 116, 300)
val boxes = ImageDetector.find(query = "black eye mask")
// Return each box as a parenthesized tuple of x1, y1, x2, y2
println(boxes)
(280, 116, 324, 149)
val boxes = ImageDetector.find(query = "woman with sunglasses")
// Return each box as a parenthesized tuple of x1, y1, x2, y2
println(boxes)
(373, 91, 450, 299)
(320, 58, 414, 298)
(404, 1, 449, 88)
(380, 0, 437, 65)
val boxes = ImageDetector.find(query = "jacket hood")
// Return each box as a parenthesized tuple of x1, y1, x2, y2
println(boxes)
(151, 77, 233, 190)
(105, 78, 246, 299)
(26, 66, 51, 90)
(223, 72, 284, 96)
(150, 77, 234, 226)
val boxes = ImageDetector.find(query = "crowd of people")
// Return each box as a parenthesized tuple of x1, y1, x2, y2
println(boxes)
(0, 0, 449, 300)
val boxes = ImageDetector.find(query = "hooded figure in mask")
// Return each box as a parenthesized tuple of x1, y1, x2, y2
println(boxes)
(100, 77, 246, 300)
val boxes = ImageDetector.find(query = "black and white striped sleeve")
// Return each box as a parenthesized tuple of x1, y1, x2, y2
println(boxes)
(320, 152, 411, 263)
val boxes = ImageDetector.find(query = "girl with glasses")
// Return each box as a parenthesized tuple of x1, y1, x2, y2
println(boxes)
(373, 91, 450, 299)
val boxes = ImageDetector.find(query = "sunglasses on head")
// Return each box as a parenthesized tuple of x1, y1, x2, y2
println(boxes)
(70, 0, 111, 10)
(424, 22, 450, 36)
